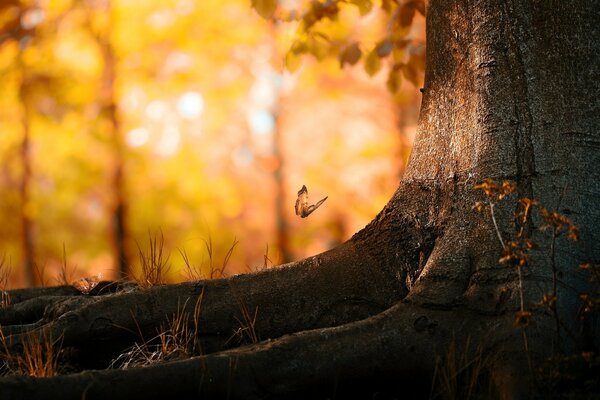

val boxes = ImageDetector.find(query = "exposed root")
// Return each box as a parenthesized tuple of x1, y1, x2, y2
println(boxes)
(0, 302, 523, 399)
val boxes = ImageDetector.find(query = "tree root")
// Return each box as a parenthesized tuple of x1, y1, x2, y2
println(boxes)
(0, 302, 485, 400)
(1, 239, 415, 364)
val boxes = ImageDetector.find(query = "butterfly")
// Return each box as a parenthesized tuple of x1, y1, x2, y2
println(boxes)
(295, 185, 328, 218)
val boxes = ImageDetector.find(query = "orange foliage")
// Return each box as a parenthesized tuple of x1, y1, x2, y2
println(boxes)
(0, 0, 422, 287)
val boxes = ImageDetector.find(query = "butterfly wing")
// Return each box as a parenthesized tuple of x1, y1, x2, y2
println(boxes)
(295, 185, 308, 216)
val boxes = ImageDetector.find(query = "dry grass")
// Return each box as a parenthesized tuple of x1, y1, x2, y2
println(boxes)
(252, 243, 273, 273)
(0, 329, 63, 377)
(32, 261, 48, 287)
(228, 285, 259, 345)
(56, 244, 77, 286)
(110, 290, 204, 369)
(0, 256, 11, 307)
(134, 231, 171, 287)
(181, 236, 239, 281)
(430, 338, 492, 400)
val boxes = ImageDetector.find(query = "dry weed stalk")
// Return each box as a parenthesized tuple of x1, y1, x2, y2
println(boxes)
(431, 338, 492, 400)
(0, 256, 11, 307)
(32, 261, 48, 287)
(1, 329, 63, 377)
(56, 244, 77, 286)
(135, 231, 171, 287)
(181, 236, 239, 281)
(228, 285, 259, 345)
(110, 290, 204, 369)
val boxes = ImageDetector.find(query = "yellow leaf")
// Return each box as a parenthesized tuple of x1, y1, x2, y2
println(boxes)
(348, 0, 373, 16)
(386, 68, 401, 93)
(364, 49, 381, 76)
(307, 32, 330, 60)
(285, 50, 302, 72)
(472, 201, 485, 213)
(338, 42, 362, 67)
(252, 0, 277, 19)
(381, 0, 394, 13)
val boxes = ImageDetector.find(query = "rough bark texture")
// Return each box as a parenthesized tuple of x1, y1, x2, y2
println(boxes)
(1, 0, 599, 398)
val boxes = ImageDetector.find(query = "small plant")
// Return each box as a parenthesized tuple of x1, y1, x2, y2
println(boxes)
(134, 230, 171, 287)
(474, 179, 533, 369)
(474, 179, 587, 383)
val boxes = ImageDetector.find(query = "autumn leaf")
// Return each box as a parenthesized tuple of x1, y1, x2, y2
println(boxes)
(348, 0, 373, 16)
(514, 310, 532, 327)
(414, 0, 426, 16)
(381, 0, 395, 13)
(542, 292, 557, 306)
(364, 49, 381, 76)
(472, 201, 485, 213)
(568, 225, 579, 241)
(307, 32, 330, 60)
(285, 49, 302, 72)
(402, 60, 419, 87)
(475, 178, 499, 198)
(375, 39, 393, 58)
(338, 42, 362, 67)
(398, 1, 416, 28)
(386, 67, 402, 93)
(251, 0, 277, 19)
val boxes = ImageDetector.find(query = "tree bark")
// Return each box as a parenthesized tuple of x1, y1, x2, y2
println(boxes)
(1, 0, 599, 398)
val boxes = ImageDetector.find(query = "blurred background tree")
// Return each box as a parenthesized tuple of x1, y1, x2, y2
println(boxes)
(0, 0, 423, 288)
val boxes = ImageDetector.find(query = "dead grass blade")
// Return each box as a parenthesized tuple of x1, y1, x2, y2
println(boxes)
(134, 230, 171, 287)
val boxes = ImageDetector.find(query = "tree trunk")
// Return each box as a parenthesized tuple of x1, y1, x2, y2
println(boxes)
(17, 56, 36, 288)
(98, 2, 130, 279)
(273, 104, 291, 263)
(1, 0, 598, 398)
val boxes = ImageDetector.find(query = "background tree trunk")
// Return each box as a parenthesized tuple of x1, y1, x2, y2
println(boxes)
(17, 55, 36, 288)
(98, 1, 130, 279)
(1, 0, 598, 398)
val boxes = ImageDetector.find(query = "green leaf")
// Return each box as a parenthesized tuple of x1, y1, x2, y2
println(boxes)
(338, 42, 362, 67)
(251, 0, 277, 19)
(364, 49, 381, 76)
(375, 39, 393, 58)
(348, 0, 373, 16)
